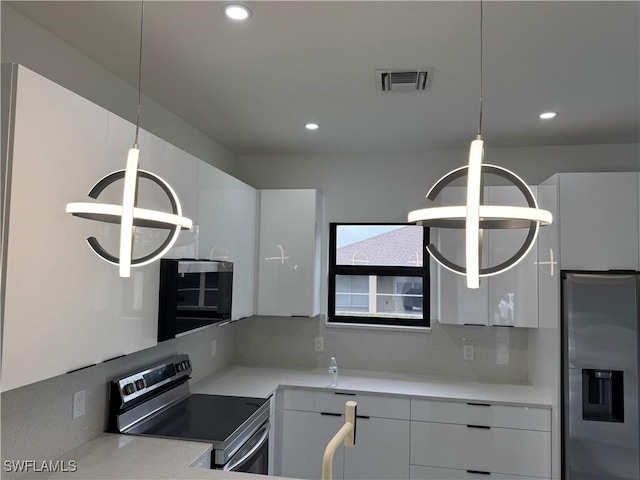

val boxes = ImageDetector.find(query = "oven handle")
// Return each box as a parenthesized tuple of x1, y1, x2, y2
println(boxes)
(222, 421, 270, 472)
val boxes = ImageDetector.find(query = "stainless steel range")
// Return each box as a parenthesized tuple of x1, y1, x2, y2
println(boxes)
(108, 354, 270, 473)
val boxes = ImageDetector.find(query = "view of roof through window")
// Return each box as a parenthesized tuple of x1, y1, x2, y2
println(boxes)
(335, 225, 424, 267)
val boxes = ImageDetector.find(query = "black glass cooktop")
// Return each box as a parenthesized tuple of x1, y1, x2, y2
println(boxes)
(129, 394, 268, 442)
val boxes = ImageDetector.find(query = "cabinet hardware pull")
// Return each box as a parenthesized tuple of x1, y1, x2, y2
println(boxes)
(356, 415, 370, 419)
(66, 363, 97, 374)
(466, 470, 491, 475)
(103, 354, 126, 363)
(467, 402, 491, 407)
(466, 424, 491, 429)
(463, 323, 486, 326)
(334, 392, 356, 396)
(320, 412, 342, 417)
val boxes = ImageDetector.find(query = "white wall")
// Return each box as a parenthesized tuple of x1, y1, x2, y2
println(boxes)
(1, 3, 237, 175)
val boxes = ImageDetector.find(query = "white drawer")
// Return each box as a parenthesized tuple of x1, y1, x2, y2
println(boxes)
(411, 421, 550, 478)
(283, 388, 410, 419)
(410, 465, 547, 480)
(411, 399, 550, 431)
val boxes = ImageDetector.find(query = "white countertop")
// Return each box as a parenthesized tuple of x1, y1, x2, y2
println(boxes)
(19, 433, 287, 480)
(192, 365, 551, 408)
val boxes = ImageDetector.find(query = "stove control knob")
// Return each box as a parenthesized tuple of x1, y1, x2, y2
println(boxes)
(123, 383, 136, 395)
(184, 360, 191, 369)
(176, 363, 184, 372)
(135, 379, 145, 390)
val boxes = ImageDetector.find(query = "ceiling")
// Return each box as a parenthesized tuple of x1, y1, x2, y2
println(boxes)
(7, 1, 640, 155)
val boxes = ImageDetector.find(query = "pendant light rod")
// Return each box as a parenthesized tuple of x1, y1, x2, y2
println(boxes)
(134, 1, 144, 148)
(477, 0, 483, 137)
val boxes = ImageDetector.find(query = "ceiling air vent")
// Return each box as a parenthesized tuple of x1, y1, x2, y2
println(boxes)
(375, 68, 435, 93)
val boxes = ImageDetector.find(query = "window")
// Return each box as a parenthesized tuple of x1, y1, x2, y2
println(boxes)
(328, 223, 429, 327)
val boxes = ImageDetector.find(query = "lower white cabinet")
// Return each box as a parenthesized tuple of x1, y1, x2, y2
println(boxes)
(343, 416, 409, 480)
(410, 422, 550, 478)
(278, 389, 550, 480)
(279, 388, 410, 480)
(410, 465, 543, 480)
(281, 410, 345, 480)
(410, 399, 551, 479)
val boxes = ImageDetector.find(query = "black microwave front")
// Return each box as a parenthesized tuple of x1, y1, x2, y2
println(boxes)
(158, 259, 233, 342)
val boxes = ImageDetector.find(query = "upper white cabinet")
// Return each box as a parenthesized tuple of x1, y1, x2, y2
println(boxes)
(437, 185, 539, 327)
(437, 187, 490, 326)
(1, 64, 256, 391)
(1, 65, 171, 391)
(221, 174, 257, 320)
(257, 189, 322, 317)
(557, 172, 639, 271)
(487, 186, 539, 328)
(196, 163, 257, 320)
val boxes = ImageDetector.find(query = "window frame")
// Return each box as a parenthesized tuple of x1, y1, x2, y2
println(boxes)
(328, 222, 430, 328)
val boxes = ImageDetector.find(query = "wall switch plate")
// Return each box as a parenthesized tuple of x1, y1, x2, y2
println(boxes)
(73, 390, 86, 419)
(314, 336, 324, 352)
(211, 340, 217, 357)
(463, 344, 474, 361)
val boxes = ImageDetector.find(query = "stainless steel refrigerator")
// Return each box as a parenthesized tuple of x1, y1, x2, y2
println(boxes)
(562, 272, 640, 479)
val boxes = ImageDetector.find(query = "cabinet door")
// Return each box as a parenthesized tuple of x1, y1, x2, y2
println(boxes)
(222, 173, 257, 320)
(410, 422, 550, 478)
(559, 172, 639, 270)
(437, 187, 489, 325)
(487, 186, 538, 327)
(258, 189, 321, 317)
(196, 161, 225, 261)
(281, 410, 344, 480)
(2, 66, 108, 391)
(344, 417, 410, 480)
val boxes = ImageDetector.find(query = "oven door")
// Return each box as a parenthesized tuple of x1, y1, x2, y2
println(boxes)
(221, 421, 270, 474)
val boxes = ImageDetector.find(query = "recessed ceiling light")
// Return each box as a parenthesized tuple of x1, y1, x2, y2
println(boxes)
(539, 112, 558, 120)
(304, 123, 320, 131)
(222, 4, 252, 21)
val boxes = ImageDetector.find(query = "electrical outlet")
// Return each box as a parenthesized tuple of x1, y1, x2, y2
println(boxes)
(73, 390, 86, 419)
(314, 336, 324, 352)
(463, 344, 474, 361)
(211, 340, 217, 357)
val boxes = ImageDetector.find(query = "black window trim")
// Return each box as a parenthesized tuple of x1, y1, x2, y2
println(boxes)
(328, 222, 430, 328)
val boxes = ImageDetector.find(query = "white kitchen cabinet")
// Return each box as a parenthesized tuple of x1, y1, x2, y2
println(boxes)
(487, 186, 539, 328)
(196, 165, 257, 320)
(281, 410, 345, 480)
(196, 161, 225, 261)
(437, 187, 490, 326)
(257, 189, 322, 317)
(411, 422, 550, 478)
(2, 65, 107, 390)
(410, 465, 543, 480)
(410, 399, 551, 479)
(280, 388, 410, 480)
(557, 172, 639, 270)
(343, 416, 410, 480)
(222, 174, 257, 320)
(437, 185, 540, 327)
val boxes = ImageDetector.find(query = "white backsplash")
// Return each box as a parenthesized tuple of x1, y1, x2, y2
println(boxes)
(232, 315, 529, 384)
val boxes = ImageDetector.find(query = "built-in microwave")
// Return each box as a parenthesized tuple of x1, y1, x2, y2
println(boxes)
(158, 259, 233, 342)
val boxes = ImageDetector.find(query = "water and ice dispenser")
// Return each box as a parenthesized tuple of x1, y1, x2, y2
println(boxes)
(582, 369, 624, 422)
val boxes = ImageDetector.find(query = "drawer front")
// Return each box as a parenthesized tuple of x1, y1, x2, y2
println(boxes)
(411, 398, 550, 431)
(283, 388, 410, 419)
(410, 465, 547, 480)
(411, 422, 550, 478)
